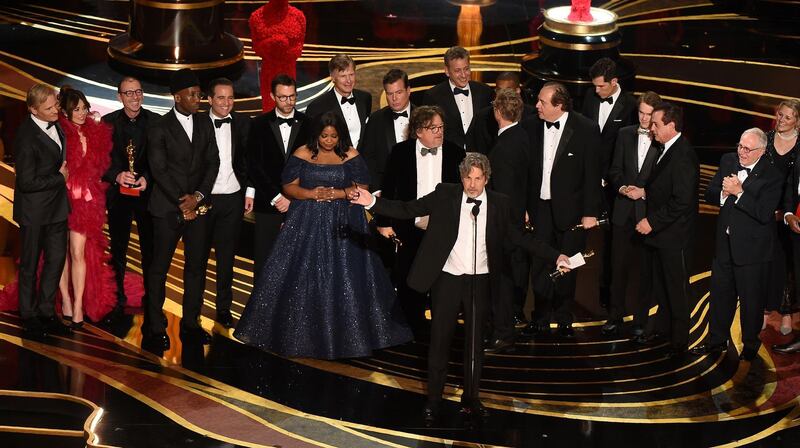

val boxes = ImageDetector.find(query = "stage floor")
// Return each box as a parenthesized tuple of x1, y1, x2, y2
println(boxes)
(1, 0, 800, 447)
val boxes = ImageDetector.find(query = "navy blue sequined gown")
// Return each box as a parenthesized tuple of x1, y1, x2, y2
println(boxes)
(235, 155, 412, 359)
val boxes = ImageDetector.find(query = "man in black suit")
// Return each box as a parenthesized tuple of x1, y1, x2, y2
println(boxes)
(247, 74, 309, 276)
(521, 82, 602, 337)
(602, 91, 662, 336)
(359, 68, 414, 189)
(351, 153, 568, 422)
(102, 76, 160, 319)
(422, 46, 493, 152)
(144, 69, 220, 352)
(14, 83, 71, 338)
(634, 102, 698, 357)
(690, 128, 782, 361)
(181, 78, 250, 330)
(581, 58, 639, 309)
(473, 71, 535, 155)
(305, 53, 371, 148)
(485, 88, 531, 352)
(377, 105, 466, 337)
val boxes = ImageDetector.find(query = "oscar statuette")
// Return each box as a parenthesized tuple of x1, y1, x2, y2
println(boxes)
(119, 139, 140, 197)
(550, 250, 595, 281)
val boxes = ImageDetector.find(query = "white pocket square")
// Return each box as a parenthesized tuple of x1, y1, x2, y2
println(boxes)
(613, 119, 622, 122)
(567, 152, 574, 156)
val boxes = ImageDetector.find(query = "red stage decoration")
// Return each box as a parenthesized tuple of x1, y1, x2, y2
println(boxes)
(568, 0, 594, 22)
(249, 0, 306, 112)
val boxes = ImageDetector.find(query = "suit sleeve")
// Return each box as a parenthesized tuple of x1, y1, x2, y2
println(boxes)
(490, 149, 525, 222)
(371, 186, 439, 220)
(784, 168, 797, 214)
(503, 200, 560, 262)
(375, 144, 401, 227)
(704, 154, 727, 206)
(246, 125, 278, 202)
(359, 113, 380, 188)
(14, 139, 65, 193)
(234, 117, 250, 184)
(735, 169, 783, 224)
(147, 124, 182, 205)
(197, 121, 221, 198)
(608, 131, 626, 192)
(101, 114, 123, 185)
(583, 123, 602, 217)
(649, 149, 698, 232)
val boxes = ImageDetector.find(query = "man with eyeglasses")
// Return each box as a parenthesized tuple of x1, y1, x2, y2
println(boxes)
(102, 76, 160, 322)
(690, 128, 782, 362)
(246, 74, 309, 276)
(144, 69, 220, 353)
(376, 105, 465, 338)
(359, 68, 415, 190)
(422, 46, 492, 152)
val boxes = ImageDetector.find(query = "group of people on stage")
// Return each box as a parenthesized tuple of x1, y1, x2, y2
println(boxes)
(5, 45, 800, 420)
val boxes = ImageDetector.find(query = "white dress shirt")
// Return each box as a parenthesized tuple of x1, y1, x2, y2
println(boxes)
(392, 104, 411, 143)
(656, 132, 681, 165)
(334, 89, 362, 148)
(174, 108, 193, 142)
(498, 121, 518, 136)
(31, 114, 62, 150)
(637, 130, 652, 172)
(449, 80, 473, 140)
(540, 112, 569, 200)
(415, 139, 443, 229)
(719, 157, 758, 206)
(597, 86, 621, 132)
(210, 111, 241, 195)
(443, 190, 489, 275)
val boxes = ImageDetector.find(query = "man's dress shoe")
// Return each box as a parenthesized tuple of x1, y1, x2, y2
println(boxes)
(143, 333, 170, 353)
(601, 320, 621, 335)
(216, 311, 234, 329)
(558, 323, 575, 338)
(43, 316, 72, 336)
(180, 326, 212, 344)
(689, 342, 726, 356)
(521, 321, 549, 337)
(773, 338, 800, 355)
(484, 338, 514, 354)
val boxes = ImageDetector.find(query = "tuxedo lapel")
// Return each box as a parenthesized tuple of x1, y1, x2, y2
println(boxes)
(605, 93, 626, 128)
(383, 108, 396, 150)
(585, 95, 600, 121)
(553, 118, 574, 166)
(356, 92, 369, 124)
(442, 89, 465, 137)
(267, 112, 284, 156)
(636, 142, 659, 185)
(287, 122, 302, 157)
(33, 122, 63, 160)
(166, 111, 193, 163)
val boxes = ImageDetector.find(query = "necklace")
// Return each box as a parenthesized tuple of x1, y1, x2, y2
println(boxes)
(776, 129, 799, 141)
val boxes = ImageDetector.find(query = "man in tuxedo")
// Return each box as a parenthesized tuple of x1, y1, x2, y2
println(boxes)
(634, 102, 698, 357)
(14, 84, 71, 338)
(180, 78, 250, 329)
(144, 69, 220, 352)
(422, 46, 493, 152)
(581, 57, 639, 309)
(351, 153, 568, 422)
(102, 76, 160, 319)
(473, 71, 535, 155)
(377, 105, 466, 337)
(485, 88, 531, 352)
(690, 129, 782, 361)
(602, 91, 662, 336)
(775, 148, 800, 354)
(247, 74, 309, 276)
(305, 53, 371, 148)
(359, 68, 414, 189)
(521, 82, 602, 337)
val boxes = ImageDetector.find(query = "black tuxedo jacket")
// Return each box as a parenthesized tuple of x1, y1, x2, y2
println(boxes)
(783, 152, 800, 216)
(489, 124, 530, 223)
(372, 183, 560, 293)
(706, 153, 782, 265)
(246, 109, 309, 214)
(359, 103, 416, 189)
(422, 80, 493, 151)
(474, 104, 536, 155)
(305, 89, 371, 147)
(607, 125, 659, 225)
(642, 135, 699, 248)
(102, 107, 161, 206)
(376, 139, 466, 231)
(12, 116, 69, 226)
(147, 109, 221, 218)
(581, 90, 638, 178)
(522, 112, 602, 231)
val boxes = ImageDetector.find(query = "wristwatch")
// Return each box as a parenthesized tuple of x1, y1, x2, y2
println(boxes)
(193, 191, 203, 203)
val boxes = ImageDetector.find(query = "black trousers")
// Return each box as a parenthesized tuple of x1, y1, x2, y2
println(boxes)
(608, 219, 650, 322)
(184, 192, 244, 317)
(107, 194, 154, 306)
(709, 235, 768, 354)
(145, 215, 204, 334)
(530, 199, 586, 325)
(18, 221, 68, 320)
(491, 247, 528, 341)
(253, 211, 284, 278)
(428, 272, 490, 406)
(643, 244, 691, 349)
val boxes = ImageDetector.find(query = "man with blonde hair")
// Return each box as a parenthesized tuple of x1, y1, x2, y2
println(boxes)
(14, 83, 71, 339)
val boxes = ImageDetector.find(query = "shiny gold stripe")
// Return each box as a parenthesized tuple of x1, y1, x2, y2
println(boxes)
(655, 93, 775, 119)
(623, 52, 800, 71)
(0, 13, 109, 42)
(4, 6, 125, 33)
(0, 426, 83, 437)
(637, 74, 790, 101)
(26, 4, 128, 25)
(617, 2, 714, 20)
(539, 36, 619, 51)
(0, 7, 118, 36)
(620, 13, 751, 27)
(107, 47, 243, 70)
(133, 0, 224, 10)
(543, 12, 619, 36)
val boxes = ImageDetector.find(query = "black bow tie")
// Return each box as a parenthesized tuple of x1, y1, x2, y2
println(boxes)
(340, 96, 356, 105)
(653, 142, 665, 155)
(46, 121, 56, 130)
(637, 128, 650, 136)
(545, 121, 560, 130)
(276, 117, 294, 126)
(420, 146, 438, 156)
(466, 197, 482, 206)
(453, 87, 470, 96)
(601, 96, 614, 105)
(214, 117, 232, 128)
(736, 164, 751, 174)
(392, 110, 408, 120)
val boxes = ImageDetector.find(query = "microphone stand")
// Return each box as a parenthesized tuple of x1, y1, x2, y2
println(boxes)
(468, 200, 480, 411)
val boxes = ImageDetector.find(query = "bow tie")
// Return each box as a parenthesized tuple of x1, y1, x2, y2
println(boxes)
(420, 146, 438, 156)
(653, 142, 665, 155)
(453, 87, 470, 96)
(545, 121, 560, 130)
(466, 197, 482, 206)
(46, 121, 56, 130)
(637, 128, 650, 136)
(276, 117, 294, 126)
(214, 117, 232, 128)
(392, 110, 408, 120)
(601, 96, 614, 105)
(340, 96, 356, 105)
(736, 164, 751, 174)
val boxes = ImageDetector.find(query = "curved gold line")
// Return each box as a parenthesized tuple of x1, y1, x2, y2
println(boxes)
(617, 3, 714, 20)
(619, 14, 751, 27)
(26, 4, 128, 25)
(539, 36, 619, 51)
(3, 6, 126, 33)
(107, 47, 244, 70)
(0, 13, 109, 42)
(0, 8, 118, 37)
(133, 0, 224, 10)
(624, 52, 800, 71)
(648, 93, 775, 119)
(0, 426, 83, 437)
(637, 75, 791, 101)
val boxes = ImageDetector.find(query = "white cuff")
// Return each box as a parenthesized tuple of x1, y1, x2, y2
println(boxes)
(246, 187, 255, 199)
(719, 191, 726, 206)
(365, 195, 377, 210)
(270, 193, 283, 206)
(785, 212, 793, 225)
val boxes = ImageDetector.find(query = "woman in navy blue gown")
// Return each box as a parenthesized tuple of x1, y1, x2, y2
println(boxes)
(235, 112, 412, 359)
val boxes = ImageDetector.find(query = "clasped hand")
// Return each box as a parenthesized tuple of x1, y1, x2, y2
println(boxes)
(179, 194, 198, 214)
(722, 174, 743, 197)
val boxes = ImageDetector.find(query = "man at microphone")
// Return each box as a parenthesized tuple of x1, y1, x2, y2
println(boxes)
(350, 152, 568, 422)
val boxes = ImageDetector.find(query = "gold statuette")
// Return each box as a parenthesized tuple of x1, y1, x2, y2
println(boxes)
(550, 250, 595, 281)
(120, 139, 141, 197)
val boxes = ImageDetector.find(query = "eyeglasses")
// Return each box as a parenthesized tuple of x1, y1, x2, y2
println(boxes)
(119, 89, 143, 97)
(423, 124, 444, 133)
(275, 94, 297, 103)
(737, 143, 764, 154)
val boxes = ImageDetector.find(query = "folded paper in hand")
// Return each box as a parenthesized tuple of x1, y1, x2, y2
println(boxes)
(559, 253, 586, 270)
